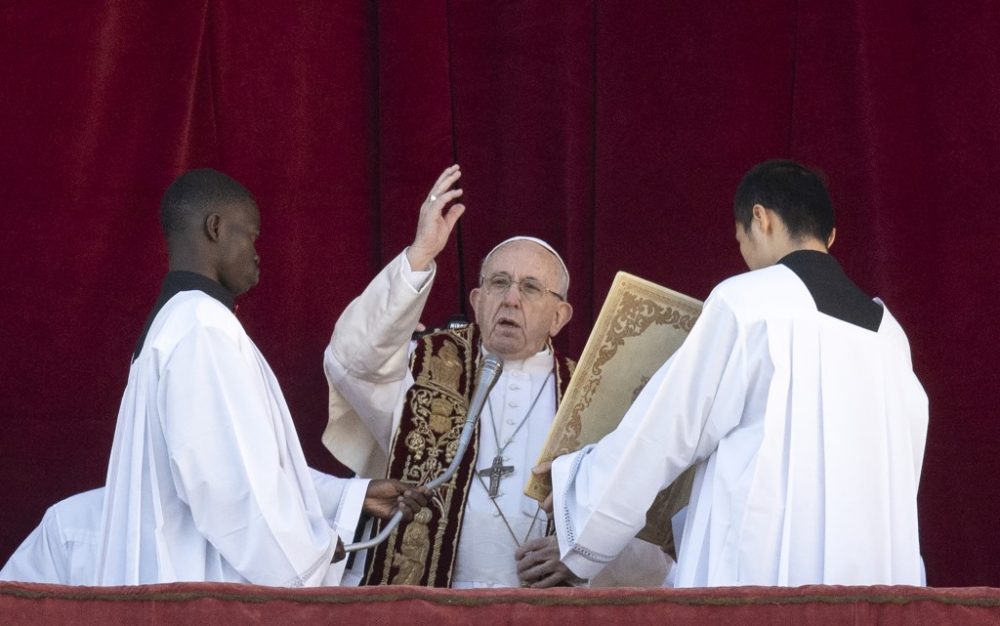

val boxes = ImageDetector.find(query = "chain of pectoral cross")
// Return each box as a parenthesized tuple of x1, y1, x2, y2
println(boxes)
(476, 371, 553, 499)
(474, 469, 543, 548)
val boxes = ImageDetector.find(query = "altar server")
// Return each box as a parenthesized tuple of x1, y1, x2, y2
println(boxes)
(95, 169, 423, 587)
(547, 160, 928, 587)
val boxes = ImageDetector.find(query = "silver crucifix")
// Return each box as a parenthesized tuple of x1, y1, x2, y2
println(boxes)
(477, 455, 514, 498)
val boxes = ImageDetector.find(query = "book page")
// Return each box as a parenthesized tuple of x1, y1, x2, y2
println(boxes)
(525, 271, 702, 548)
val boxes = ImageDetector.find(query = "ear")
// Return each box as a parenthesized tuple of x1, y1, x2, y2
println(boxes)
(752, 204, 772, 234)
(469, 288, 482, 324)
(548, 301, 574, 338)
(205, 213, 222, 242)
(826, 227, 837, 250)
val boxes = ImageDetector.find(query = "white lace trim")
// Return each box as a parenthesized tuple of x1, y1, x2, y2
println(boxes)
(559, 446, 616, 565)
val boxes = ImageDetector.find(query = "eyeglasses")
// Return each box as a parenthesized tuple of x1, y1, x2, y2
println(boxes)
(481, 273, 565, 301)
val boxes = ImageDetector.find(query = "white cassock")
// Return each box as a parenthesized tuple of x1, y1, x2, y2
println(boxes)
(0, 489, 103, 585)
(324, 251, 670, 587)
(97, 289, 368, 586)
(552, 263, 928, 587)
(3, 467, 358, 585)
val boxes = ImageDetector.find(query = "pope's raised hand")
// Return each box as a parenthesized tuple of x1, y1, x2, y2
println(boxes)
(406, 164, 466, 271)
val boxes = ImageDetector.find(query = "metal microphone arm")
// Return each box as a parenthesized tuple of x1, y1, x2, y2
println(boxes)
(344, 355, 504, 553)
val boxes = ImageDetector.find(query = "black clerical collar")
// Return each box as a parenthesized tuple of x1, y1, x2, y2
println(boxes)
(778, 250, 884, 332)
(132, 271, 235, 361)
(160, 271, 235, 311)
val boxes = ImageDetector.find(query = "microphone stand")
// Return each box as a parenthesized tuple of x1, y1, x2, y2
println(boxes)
(344, 355, 504, 553)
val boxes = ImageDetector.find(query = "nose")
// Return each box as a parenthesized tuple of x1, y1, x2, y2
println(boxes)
(501, 283, 522, 306)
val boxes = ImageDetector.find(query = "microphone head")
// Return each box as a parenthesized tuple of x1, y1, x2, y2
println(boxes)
(481, 354, 504, 378)
(463, 355, 504, 428)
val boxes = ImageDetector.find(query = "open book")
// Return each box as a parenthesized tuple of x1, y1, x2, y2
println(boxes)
(525, 271, 702, 550)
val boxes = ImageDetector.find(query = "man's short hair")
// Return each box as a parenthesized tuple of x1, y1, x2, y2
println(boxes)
(160, 168, 255, 239)
(734, 160, 835, 243)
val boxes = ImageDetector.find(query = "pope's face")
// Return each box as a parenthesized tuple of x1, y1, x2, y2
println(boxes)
(470, 241, 571, 361)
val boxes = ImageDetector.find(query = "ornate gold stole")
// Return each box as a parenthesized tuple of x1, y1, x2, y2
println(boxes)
(363, 324, 574, 587)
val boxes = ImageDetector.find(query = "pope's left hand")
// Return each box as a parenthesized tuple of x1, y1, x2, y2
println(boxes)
(515, 535, 583, 588)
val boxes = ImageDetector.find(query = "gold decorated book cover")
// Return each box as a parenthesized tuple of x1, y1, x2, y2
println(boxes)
(525, 271, 703, 548)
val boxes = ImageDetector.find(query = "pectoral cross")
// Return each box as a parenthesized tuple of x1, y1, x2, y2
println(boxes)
(478, 455, 514, 498)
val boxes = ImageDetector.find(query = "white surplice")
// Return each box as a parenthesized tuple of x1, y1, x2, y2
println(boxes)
(0, 488, 103, 585)
(3, 466, 358, 586)
(552, 263, 928, 587)
(97, 290, 367, 587)
(324, 251, 670, 587)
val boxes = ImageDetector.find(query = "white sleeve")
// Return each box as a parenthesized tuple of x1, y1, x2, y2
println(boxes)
(163, 325, 338, 587)
(308, 468, 370, 545)
(306, 469, 372, 585)
(0, 510, 65, 584)
(552, 293, 749, 580)
(322, 250, 435, 478)
(1, 489, 103, 585)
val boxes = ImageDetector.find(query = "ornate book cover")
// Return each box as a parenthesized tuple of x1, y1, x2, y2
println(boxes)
(525, 271, 703, 549)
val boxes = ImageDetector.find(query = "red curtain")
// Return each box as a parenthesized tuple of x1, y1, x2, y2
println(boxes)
(1, 1, 997, 587)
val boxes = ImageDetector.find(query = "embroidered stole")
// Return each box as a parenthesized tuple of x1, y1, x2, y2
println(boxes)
(363, 323, 574, 587)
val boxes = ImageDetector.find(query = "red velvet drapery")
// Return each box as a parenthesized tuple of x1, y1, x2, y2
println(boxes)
(1, 1, 997, 587)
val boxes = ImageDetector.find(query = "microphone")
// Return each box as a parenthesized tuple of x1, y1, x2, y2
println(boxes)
(344, 354, 504, 553)
(432, 353, 503, 485)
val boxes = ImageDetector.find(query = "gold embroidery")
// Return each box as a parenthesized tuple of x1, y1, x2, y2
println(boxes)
(428, 341, 462, 389)
(565, 291, 696, 444)
(429, 398, 455, 434)
(404, 431, 425, 460)
(390, 508, 432, 585)
(367, 324, 573, 587)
